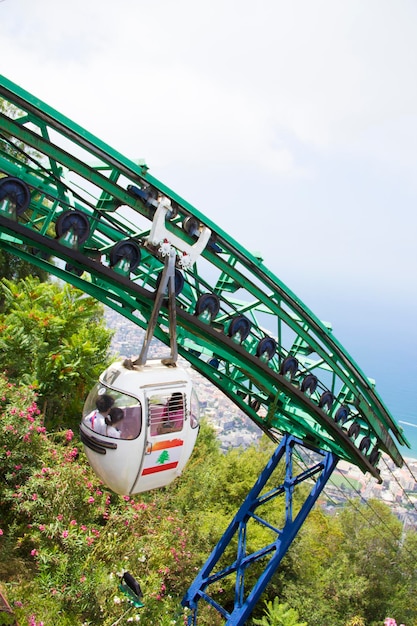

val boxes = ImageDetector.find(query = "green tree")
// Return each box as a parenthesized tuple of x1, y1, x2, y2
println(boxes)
(344, 618, 365, 626)
(0, 249, 48, 284)
(0, 276, 113, 428)
(253, 598, 307, 626)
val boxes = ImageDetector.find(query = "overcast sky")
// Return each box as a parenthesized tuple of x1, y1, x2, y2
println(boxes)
(2, 0, 416, 438)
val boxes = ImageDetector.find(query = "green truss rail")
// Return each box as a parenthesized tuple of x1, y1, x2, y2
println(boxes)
(0, 74, 408, 481)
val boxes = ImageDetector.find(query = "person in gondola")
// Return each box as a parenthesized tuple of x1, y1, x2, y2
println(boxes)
(84, 393, 115, 435)
(105, 406, 124, 438)
(159, 392, 184, 433)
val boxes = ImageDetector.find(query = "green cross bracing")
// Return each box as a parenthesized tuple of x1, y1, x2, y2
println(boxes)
(0, 74, 408, 481)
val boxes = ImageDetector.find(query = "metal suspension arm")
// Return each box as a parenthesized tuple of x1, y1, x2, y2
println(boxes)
(133, 249, 178, 367)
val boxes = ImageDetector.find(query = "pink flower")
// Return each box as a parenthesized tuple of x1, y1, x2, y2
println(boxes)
(70, 519, 77, 526)
(0, 529, 3, 536)
(62, 530, 69, 539)
(38, 525, 45, 532)
(65, 429, 74, 442)
(88, 496, 95, 504)
(30, 549, 38, 557)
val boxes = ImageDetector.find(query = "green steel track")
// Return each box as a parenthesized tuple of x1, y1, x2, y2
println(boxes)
(0, 74, 409, 481)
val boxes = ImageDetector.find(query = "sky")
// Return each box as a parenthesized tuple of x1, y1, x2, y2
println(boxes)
(1, 0, 417, 453)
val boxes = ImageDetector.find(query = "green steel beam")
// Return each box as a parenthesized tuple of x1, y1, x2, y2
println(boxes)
(0, 73, 408, 480)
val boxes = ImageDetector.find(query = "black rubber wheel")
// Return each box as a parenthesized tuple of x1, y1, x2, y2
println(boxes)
(109, 240, 141, 272)
(127, 183, 158, 210)
(250, 399, 261, 412)
(0, 176, 31, 215)
(166, 201, 179, 221)
(195, 293, 221, 320)
(359, 435, 371, 454)
(301, 374, 318, 394)
(347, 422, 360, 439)
(227, 315, 251, 342)
(256, 336, 277, 361)
(334, 405, 349, 424)
(280, 356, 299, 378)
(155, 268, 185, 296)
(318, 391, 334, 411)
(55, 210, 90, 245)
(65, 263, 84, 277)
(369, 446, 381, 466)
(208, 232, 222, 253)
(183, 216, 200, 237)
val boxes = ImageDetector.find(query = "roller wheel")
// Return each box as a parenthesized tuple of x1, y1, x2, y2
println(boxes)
(318, 391, 334, 411)
(280, 356, 299, 378)
(0, 176, 31, 215)
(208, 232, 222, 253)
(250, 399, 261, 412)
(166, 200, 179, 221)
(301, 374, 318, 394)
(155, 268, 185, 296)
(55, 210, 90, 245)
(195, 293, 221, 320)
(227, 315, 251, 342)
(256, 336, 277, 361)
(183, 216, 200, 237)
(65, 263, 83, 276)
(369, 446, 381, 466)
(334, 406, 349, 424)
(109, 240, 141, 272)
(347, 422, 360, 439)
(359, 435, 371, 454)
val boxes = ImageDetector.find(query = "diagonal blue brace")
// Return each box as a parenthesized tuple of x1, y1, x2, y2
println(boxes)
(182, 433, 339, 625)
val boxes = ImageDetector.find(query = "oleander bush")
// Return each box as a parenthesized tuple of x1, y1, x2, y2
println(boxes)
(1, 373, 417, 626)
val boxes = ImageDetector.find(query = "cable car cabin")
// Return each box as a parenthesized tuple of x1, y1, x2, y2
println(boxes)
(79, 359, 200, 495)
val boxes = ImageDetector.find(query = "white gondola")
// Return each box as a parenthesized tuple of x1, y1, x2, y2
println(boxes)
(80, 202, 211, 495)
(79, 359, 199, 495)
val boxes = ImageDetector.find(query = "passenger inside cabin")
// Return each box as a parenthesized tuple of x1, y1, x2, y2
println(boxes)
(104, 406, 124, 438)
(159, 392, 184, 433)
(84, 393, 115, 435)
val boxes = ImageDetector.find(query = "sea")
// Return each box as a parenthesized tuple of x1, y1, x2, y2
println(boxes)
(331, 318, 417, 462)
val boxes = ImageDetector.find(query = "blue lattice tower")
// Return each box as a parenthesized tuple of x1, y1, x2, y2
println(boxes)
(183, 435, 338, 625)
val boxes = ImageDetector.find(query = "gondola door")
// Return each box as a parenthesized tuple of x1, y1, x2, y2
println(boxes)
(129, 386, 188, 494)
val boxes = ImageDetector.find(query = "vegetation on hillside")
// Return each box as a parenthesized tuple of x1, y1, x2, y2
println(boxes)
(0, 277, 416, 625)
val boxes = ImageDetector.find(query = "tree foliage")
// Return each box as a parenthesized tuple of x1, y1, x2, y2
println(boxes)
(0, 276, 113, 428)
(253, 598, 307, 626)
(0, 373, 416, 625)
(0, 249, 49, 284)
